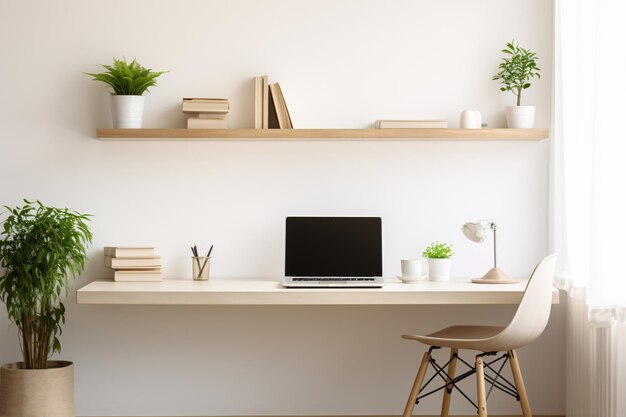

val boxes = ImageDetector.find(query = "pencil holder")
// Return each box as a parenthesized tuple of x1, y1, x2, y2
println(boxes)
(192, 256, 210, 281)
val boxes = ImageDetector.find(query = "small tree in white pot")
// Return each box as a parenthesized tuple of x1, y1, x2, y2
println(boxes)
(492, 40, 541, 128)
(85, 58, 167, 128)
(422, 241, 454, 282)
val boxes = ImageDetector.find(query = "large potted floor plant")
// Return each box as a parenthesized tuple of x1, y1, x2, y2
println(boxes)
(0, 200, 92, 417)
(492, 40, 541, 128)
(85, 58, 167, 128)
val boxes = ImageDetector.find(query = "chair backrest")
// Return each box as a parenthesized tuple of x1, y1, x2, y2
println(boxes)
(495, 254, 558, 349)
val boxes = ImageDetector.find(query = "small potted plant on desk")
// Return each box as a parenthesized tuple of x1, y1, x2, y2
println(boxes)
(0, 200, 92, 417)
(85, 57, 167, 128)
(492, 40, 541, 128)
(422, 241, 454, 282)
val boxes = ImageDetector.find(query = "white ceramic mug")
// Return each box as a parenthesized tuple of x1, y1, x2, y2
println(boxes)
(400, 259, 428, 282)
(460, 110, 482, 129)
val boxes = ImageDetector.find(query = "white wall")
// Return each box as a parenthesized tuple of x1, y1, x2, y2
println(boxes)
(0, 0, 562, 415)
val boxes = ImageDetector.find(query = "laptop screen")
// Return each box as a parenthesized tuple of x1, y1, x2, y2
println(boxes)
(285, 217, 383, 277)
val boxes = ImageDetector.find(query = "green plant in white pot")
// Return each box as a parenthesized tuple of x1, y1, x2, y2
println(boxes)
(422, 241, 454, 282)
(492, 40, 541, 128)
(85, 58, 167, 128)
(0, 200, 92, 417)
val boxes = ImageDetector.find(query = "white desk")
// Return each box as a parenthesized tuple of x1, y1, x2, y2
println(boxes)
(76, 279, 560, 305)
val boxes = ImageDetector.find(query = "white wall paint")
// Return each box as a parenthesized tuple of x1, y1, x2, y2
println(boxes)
(0, 0, 561, 415)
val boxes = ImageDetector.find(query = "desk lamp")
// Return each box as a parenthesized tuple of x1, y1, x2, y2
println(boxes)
(462, 220, 518, 284)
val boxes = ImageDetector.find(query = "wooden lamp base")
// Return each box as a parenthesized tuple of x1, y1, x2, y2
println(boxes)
(471, 267, 518, 284)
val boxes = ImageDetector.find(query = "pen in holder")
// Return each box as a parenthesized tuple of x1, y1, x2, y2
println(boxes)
(192, 256, 210, 281)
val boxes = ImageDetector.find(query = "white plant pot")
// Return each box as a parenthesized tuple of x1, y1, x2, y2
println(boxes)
(504, 105, 535, 128)
(111, 95, 145, 128)
(427, 258, 452, 282)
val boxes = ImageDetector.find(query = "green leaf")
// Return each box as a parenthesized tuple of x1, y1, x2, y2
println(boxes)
(84, 58, 167, 95)
(422, 241, 454, 259)
(53, 338, 61, 354)
(0, 199, 92, 368)
(492, 40, 540, 102)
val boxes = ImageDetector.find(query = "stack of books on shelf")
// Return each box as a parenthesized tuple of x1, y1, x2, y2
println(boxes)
(375, 120, 448, 128)
(183, 98, 229, 129)
(254, 75, 293, 129)
(104, 246, 162, 282)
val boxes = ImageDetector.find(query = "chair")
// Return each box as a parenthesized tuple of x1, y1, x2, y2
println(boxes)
(401, 254, 558, 417)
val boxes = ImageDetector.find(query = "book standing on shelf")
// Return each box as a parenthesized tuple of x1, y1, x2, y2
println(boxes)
(262, 76, 269, 128)
(254, 77, 263, 129)
(267, 87, 279, 129)
(254, 76, 293, 129)
(269, 83, 293, 129)
(254, 75, 270, 129)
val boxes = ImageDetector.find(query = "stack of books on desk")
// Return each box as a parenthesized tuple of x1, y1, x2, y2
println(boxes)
(183, 98, 229, 129)
(104, 246, 162, 282)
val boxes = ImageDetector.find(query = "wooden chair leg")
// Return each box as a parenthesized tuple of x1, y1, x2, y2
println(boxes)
(440, 348, 458, 417)
(508, 350, 532, 417)
(402, 351, 431, 417)
(475, 356, 488, 417)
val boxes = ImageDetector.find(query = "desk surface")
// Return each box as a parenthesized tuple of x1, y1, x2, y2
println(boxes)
(76, 279, 560, 305)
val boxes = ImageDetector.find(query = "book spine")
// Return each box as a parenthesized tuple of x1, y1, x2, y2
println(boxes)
(275, 83, 293, 129)
(187, 118, 228, 129)
(255, 76, 263, 129)
(269, 84, 287, 129)
(104, 256, 162, 268)
(262, 76, 269, 129)
(104, 248, 156, 258)
(375, 121, 448, 128)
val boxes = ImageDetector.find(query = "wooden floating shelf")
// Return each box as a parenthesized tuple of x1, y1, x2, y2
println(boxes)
(96, 128, 549, 141)
(76, 279, 560, 306)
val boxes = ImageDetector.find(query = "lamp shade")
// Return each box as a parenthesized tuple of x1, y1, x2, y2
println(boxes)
(462, 222, 487, 243)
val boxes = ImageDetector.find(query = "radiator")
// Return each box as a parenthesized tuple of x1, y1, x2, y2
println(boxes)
(566, 292, 620, 417)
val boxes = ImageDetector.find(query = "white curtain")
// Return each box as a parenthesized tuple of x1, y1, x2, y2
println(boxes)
(551, 1, 626, 416)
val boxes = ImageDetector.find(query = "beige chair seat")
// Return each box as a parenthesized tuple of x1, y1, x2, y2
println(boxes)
(402, 325, 506, 351)
(401, 255, 558, 417)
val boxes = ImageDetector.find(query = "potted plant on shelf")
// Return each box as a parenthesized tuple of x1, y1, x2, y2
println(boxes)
(422, 241, 454, 282)
(0, 200, 92, 417)
(85, 58, 167, 128)
(492, 40, 541, 128)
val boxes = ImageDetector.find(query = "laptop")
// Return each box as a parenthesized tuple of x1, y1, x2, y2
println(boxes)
(281, 216, 384, 288)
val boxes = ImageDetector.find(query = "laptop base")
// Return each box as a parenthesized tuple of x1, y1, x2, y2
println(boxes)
(281, 277, 384, 288)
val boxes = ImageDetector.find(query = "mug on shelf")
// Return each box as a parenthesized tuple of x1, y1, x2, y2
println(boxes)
(399, 259, 428, 283)
(460, 110, 482, 129)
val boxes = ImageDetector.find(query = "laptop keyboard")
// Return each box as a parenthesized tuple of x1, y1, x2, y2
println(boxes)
(293, 277, 376, 281)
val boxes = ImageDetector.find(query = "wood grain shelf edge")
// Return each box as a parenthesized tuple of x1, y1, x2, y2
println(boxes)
(96, 128, 549, 141)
